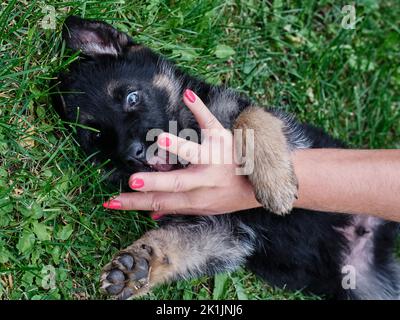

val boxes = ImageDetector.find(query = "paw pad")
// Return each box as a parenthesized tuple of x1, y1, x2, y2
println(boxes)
(101, 249, 152, 299)
(118, 254, 134, 270)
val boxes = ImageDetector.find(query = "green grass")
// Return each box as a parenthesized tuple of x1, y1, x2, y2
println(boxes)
(0, 0, 399, 300)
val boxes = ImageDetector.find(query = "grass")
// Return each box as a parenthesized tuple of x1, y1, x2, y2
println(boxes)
(0, 0, 399, 300)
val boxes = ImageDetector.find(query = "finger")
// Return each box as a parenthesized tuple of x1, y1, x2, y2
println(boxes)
(157, 132, 204, 164)
(183, 89, 224, 130)
(103, 192, 192, 212)
(129, 168, 215, 192)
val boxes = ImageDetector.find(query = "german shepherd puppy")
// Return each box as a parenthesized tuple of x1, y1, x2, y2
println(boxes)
(53, 16, 399, 299)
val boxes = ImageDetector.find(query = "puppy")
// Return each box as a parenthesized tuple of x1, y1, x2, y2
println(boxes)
(53, 16, 400, 300)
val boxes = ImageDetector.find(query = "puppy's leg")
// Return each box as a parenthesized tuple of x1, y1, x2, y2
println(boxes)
(233, 107, 298, 215)
(100, 217, 254, 299)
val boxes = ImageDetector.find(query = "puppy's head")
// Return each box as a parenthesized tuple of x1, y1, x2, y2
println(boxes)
(54, 16, 184, 186)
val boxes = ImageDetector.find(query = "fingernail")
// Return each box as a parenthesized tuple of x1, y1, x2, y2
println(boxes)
(151, 213, 163, 220)
(130, 178, 144, 189)
(158, 136, 171, 147)
(184, 89, 196, 103)
(103, 200, 122, 210)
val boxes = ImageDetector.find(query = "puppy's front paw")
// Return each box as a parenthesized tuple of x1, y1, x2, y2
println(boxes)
(234, 106, 298, 215)
(100, 245, 152, 299)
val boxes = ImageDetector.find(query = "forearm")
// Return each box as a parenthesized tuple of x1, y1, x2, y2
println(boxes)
(292, 149, 400, 221)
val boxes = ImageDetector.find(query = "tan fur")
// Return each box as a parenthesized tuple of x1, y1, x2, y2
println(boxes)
(233, 106, 298, 215)
(152, 74, 180, 109)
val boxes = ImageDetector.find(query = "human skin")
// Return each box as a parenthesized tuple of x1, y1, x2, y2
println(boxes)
(293, 148, 400, 222)
(103, 90, 400, 222)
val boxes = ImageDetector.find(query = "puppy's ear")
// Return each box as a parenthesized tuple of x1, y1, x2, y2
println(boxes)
(62, 15, 134, 57)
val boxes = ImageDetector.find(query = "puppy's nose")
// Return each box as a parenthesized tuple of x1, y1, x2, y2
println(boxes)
(125, 141, 146, 164)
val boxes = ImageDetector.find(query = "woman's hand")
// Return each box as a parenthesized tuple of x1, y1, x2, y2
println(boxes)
(103, 89, 261, 219)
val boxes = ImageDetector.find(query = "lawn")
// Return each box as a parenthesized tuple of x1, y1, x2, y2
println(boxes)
(0, 0, 399, 300)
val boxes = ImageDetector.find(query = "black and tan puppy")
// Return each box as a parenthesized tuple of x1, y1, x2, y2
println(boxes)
(53, 16, 399, 300)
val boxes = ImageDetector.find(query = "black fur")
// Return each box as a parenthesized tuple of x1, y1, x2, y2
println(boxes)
(54, 16, 399, 299)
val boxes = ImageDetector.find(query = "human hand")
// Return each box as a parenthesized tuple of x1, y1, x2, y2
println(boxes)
(103, 89, 261, 218)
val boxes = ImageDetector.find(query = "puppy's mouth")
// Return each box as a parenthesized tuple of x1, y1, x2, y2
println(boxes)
(119, 152, 179, 176)
(147, 153, 175, 172)
(106, 152, 181, 189)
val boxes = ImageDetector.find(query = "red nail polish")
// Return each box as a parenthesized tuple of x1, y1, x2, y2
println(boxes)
(158, 136, 171, 147)
(184, 89, 196, 103)
(130, 178, 144, 189)
(103, 200, 122, 210)
(151, 213, 163, 220)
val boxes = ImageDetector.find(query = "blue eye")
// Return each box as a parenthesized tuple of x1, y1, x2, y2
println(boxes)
(126, 91, 139, 107)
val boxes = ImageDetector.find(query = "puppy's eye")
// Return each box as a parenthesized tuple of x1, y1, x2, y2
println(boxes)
(126, 91, 139, 107)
